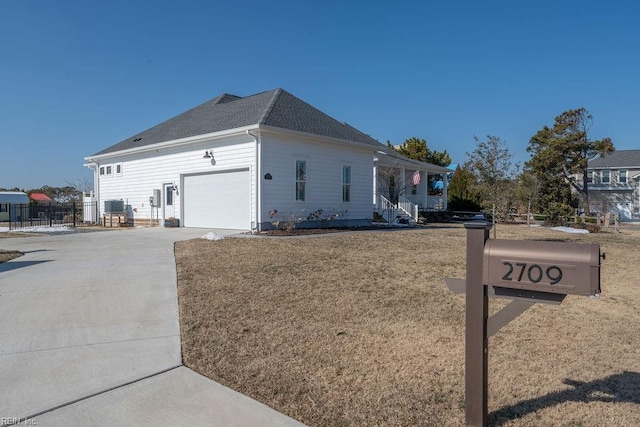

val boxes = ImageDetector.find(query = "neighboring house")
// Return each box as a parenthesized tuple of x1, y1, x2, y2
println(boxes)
(0, 191, 29, 222)
(582, 149, 640, 220)
(85, 88, 448, 230)
(29, 193, 53, 204)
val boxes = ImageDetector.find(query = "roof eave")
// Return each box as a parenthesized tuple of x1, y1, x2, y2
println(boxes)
(373, 150, 450, 173)
(85, 124, 261, 162)
(256, 124, 381, 152)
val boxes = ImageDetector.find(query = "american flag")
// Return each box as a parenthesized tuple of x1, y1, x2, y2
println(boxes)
(412, 170, 421, 185)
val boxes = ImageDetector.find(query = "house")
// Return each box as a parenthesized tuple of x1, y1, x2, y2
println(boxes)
(29, 193, 53, 204)
(0, 191, 29, 222)
(583, 149, 640, 220)
(85, 88, 448, 230)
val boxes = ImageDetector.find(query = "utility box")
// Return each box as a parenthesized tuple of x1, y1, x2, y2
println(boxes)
(483, 239, 601, 296)
(152, 189, 161, 207)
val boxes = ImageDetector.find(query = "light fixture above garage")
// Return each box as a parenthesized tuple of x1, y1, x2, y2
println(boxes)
(203, 150, 213, 159)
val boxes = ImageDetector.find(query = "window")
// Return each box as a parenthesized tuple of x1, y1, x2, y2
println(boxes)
(296, 160, 306, 201)
(99, 166, 105, 175)
(342, 166, 351, 202)
(115, 164, 122, 175)
(106, 165, 112, 175)
(602, 170, 610, 184)
(0, 204, 7, 213)
(586, 170, 593, 184)
(619, 170, 627, 184)
(165, 185, 173, 206)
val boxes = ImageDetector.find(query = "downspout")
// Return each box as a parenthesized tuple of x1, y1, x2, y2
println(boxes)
(247, 130, 261, 232)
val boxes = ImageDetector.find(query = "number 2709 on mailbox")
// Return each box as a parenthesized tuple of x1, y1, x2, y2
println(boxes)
(482, 239, 601, 297)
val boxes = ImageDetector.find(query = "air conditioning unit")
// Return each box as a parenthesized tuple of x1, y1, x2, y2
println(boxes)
(104, 200, 124, 213)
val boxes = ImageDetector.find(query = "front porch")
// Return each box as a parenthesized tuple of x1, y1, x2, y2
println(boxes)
(373, 150, 450, 224)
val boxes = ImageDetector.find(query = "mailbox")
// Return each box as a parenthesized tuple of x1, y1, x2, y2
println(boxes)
(483, 239, 601, 296)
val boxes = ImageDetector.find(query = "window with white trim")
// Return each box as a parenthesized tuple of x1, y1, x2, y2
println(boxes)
(619, 170, 627, 184)
(296, 160, 306, 201)
(99, 166, 105, 176)
(586, 170, 593, 184)
(602, 170, 610, 184)
(115, 163, 122, 176)
(342, 166, 351, 202)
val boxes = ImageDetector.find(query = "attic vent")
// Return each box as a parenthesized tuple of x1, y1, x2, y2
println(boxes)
(133, 137, 142, 142)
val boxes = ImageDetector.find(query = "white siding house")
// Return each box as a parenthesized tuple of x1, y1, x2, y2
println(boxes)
(85, 89, 447, 230)
(583, 149, 640, 220)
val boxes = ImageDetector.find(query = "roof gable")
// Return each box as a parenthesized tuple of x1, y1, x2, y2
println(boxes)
(91, 89, 382, 156)
(589, 150, 640, 168)
(261, 89, 381, 147)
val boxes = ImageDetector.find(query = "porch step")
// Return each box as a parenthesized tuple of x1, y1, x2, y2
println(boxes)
(375, 209, 417, 226)
(392, 210, 417, 226)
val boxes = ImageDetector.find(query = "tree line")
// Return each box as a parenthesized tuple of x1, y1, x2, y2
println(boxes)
(388, 107, 613, 225)
(0, 179, 91, 205)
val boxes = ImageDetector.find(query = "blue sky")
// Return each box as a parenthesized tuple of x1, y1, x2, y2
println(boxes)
(1, 0, 638, 190)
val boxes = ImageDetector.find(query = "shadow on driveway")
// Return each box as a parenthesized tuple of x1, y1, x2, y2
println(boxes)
(0, 260, 52, 273)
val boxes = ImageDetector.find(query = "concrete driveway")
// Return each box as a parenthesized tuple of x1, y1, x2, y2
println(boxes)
(0, 227, 304, 426)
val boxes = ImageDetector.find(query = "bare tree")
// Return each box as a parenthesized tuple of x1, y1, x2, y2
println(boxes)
(517, 170, 541, 226)
(377, 164, 407, 224)
(466, 135, 519, 236)
(66, 176, 93, 194)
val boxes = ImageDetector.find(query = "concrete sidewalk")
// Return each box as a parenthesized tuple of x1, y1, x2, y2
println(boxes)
(0, 227, 304, 426)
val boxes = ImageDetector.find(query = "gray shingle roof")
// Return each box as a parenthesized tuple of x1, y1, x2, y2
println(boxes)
(91, 88, 383, 156)
(589, 149, 640, 168)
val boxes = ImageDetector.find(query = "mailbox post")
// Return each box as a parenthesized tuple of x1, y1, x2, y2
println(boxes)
(464, 221, 491, 426)
(465, 222, 491, 427)
(449, 222, 603, 427)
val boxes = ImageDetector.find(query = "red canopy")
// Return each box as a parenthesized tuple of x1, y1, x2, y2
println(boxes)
(30, 193, 53, 203)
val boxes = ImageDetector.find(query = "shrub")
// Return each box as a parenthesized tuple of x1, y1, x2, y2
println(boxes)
(543, 202, 573, 226)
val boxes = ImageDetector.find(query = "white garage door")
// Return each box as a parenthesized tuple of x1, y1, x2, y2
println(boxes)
(183, 170, 251, 229)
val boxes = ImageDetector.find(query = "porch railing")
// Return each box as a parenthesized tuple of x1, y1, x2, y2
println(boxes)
(376, 195, 420, 222)
(398, 196, 418, 221)
(379, 195, 394, 213)
(404, 195, 446, 211)
(375, 195, 396, 223)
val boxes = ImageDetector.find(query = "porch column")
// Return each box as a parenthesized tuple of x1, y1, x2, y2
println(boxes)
(373, 161, 378, 207)
(422, 171, 428, 208)
(443, 171, 448, 210)
(401, 168, 406, 202)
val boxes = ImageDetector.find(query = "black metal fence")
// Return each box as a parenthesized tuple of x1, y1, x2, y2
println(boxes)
(7, 201, 99, 230)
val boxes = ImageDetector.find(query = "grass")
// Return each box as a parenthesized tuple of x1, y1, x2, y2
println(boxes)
(0, 249, 22, 263)
(176, 224, 640, 426)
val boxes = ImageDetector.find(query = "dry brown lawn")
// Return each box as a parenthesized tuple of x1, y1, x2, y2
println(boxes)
(0, 249, 22, 263)
(176, 224, 640, 426)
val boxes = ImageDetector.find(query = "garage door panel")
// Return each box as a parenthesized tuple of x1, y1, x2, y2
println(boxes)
(183, 170, 250, 229)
